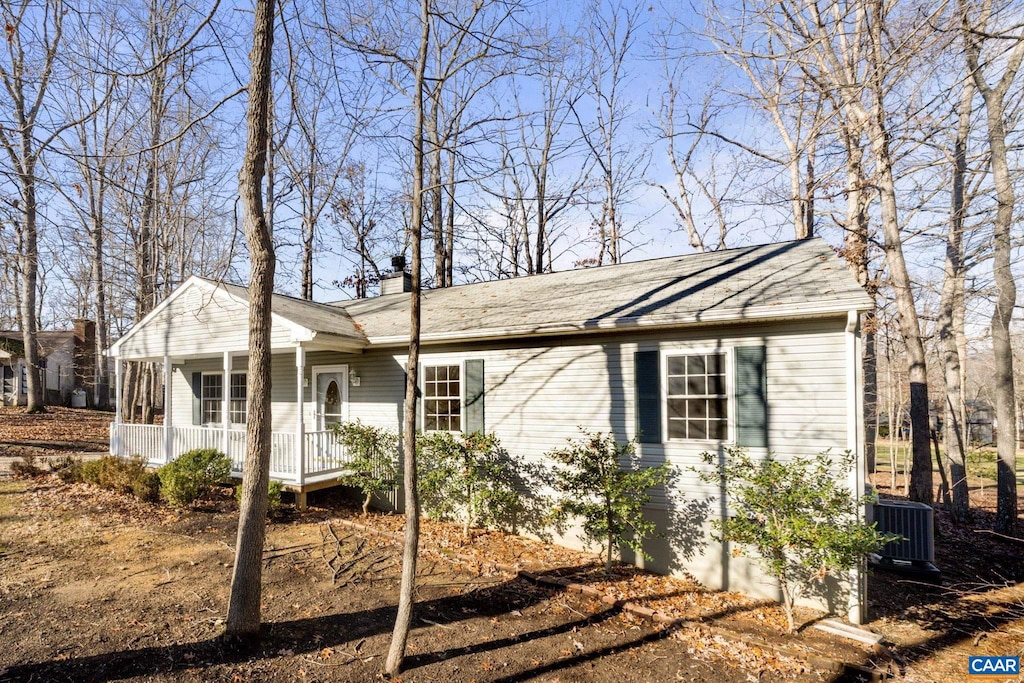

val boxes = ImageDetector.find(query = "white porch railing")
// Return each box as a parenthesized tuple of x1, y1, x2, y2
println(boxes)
(110, 422, 352, 486)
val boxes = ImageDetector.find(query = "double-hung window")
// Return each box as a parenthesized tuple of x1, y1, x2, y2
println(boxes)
(665, 352, 728, 441)
(230, 374, 247, 424)
(201, 373, 247, 425)
(201, 374, 223, 425)
(423, 364, 461, 432)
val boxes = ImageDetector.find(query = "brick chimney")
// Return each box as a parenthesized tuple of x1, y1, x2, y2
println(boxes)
(380, 255, 412, 296)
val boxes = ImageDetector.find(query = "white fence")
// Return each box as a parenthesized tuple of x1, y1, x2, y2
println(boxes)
(110, 422, 352, 486)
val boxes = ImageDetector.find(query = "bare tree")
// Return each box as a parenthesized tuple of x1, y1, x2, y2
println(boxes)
(691, 0, 828, 240)
(332, 162, 401, 297)
(651, 81, 736, 252)
(478, 37, 588, 277)
(0, 0, 70, 411)
(574, 0, 646, 266)
(61, 5, 136, 409)
(962, 0, 1022, 534)
(938, 74, 976, 522)
(386, 0, 428, 672)
(769, 0, 939, 503)
(226, 0, 276, 637)
(279, 11, 369, 300)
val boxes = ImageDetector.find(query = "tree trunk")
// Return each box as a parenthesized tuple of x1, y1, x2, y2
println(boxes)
(866, 0, 931, 504)
(91, 209, 110, 410)
(19, 156, 44, 412)
(841, 126, 877, 474)
(226, 0, 276, 638)
(981, 93, 1019, 536)
(385, 0, 429, 675)
(428, 96, 445, 287)
(444, 136, 457, 287)
(964, 3, 1021, 534)
(939, 77, 973, 522)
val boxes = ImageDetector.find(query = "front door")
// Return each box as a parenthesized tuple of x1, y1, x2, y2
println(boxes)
(314, 367, 348, 430)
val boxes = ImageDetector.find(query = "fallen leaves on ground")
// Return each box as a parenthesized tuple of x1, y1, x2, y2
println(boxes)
(0, 406, 113, 456)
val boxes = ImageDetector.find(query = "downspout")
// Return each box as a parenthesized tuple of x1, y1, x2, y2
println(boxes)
(846, 310, 867, 625)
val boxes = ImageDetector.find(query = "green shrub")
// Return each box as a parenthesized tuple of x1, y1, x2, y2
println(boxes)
(234, 479, 284, 515)
(696, 447, 899, 633)
(332, 421, 400, 515)
(80, 455, 148, 495)
(49, 455, 84, 483)
(417, 431, 520, 537)
(548, 431, 671, 571)
(81, 458, 103, 485)
(107, 456, 148, 495)
(76, 455, 160, 503)
(158, 448, 231, 508)
(133, 471, 162, 503)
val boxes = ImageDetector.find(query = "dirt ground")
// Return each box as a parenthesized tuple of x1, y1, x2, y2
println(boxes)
(866, 473, 1024, 683)
(0, 480, 835, 683)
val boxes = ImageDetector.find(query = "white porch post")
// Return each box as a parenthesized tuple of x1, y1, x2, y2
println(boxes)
(163, 355, 173, 464)
(296, 346, 306, 487)
(846, 310, 866, 625)
(113, 356, 123, 456)
(222, 352, 231, 457)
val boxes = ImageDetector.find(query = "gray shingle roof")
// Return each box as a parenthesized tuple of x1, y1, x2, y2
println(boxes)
(334, 238, 873, 344)
(209, 280, 368, 344)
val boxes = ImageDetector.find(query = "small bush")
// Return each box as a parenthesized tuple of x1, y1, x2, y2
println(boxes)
(10, 453, 46, 479)
(75, 455, 160, 503)
(234, 479, 284, 515)
(133, 471, 162, 503)
(49, 455, 84, 483)
(417, 431, 521, 537)
(79, 455, 148, 495)
(81, 458, 103, 485)
(548, 430, 672, 571)
(332, 421, 400, 515)
(159, 448, 231, 508)
(696, 447, 899, 633)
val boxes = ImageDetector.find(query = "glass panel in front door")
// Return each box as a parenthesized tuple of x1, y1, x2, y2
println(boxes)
(317, 372, 345, 429)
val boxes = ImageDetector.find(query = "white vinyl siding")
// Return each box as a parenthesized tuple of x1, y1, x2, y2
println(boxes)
(117, 283, 299, 360)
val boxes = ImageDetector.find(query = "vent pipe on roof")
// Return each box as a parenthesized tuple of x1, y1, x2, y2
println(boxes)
(380, 254, 411, 296)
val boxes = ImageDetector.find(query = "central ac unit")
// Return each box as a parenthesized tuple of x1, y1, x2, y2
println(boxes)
(868, 498, 940, 577)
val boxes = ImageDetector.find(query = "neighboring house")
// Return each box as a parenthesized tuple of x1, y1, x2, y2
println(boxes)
(0, 320, 97, 407)
(965, 400, 994, 445)
(108, 238, 873, 621)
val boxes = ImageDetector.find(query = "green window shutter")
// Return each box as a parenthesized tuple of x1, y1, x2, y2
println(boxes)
(734, 345, 768, 448)
(464, 359, 485, 434)
(191, 372, 202, 425)
(634, 350, 661, 443)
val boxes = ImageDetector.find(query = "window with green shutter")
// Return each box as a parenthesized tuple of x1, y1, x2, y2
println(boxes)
(419, 358, 485, 433)
(664, 352, 728, 441)
(734, 345, 768, 448)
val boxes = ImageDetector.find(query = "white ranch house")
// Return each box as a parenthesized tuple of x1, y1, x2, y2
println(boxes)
(108, 239, 873, 621)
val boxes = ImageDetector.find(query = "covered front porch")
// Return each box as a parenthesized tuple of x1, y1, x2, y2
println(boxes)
(110, 420, 349, 488)
(107, 277, 372, 504)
